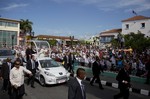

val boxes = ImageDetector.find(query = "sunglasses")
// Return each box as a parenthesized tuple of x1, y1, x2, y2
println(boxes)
(15, 64, 20, 65)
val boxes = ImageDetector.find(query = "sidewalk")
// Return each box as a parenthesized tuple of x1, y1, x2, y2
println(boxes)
(74, 66, 150, 96)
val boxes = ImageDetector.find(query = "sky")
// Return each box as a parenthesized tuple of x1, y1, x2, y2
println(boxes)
(0, 0, 150, 39)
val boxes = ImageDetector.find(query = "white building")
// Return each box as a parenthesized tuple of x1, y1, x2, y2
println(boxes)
(0, 18, 20, 48)
(100, 28, 122, 47)
(121, 15, 150, 37)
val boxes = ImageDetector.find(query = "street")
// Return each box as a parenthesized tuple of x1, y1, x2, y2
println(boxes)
(0, 78, 149, 99)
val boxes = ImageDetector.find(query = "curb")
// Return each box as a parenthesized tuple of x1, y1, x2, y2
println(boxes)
(85, 77, 150, 96)
(73, 66, 147, 84)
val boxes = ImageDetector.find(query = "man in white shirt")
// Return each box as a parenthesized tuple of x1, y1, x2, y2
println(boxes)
(10, 60, 32, 99)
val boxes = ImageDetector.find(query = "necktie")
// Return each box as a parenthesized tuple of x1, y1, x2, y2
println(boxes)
(32, 60, 35, 69)
(8, 62, 11, 71)
(67, 56, 69, 63)
(20, 57, 22, 64)
(81, 81, 85, 99)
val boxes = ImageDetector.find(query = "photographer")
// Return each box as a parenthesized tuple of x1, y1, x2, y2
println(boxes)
(114, 62, 131, 99)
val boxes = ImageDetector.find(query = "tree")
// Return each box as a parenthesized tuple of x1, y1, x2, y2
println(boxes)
(111, 38, 119, 49)
(124, 32, 150, 52)
(111, 32, 150, 52)
(20, 19, 33, 36)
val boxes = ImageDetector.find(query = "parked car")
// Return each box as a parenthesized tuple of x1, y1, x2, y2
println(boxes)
(35, 57, 70, 86)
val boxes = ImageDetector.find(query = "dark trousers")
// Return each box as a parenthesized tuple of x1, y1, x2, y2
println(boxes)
(2, 79, 9, 91)
(28, 69, 36, 86)
(68, 63, 74, 74)
(90, 75, 103, 88)
(10, 85, 25, 99)
(146, 71, 150, 84)
(28, 74, 35, 86)
(114, 88, 129, 99)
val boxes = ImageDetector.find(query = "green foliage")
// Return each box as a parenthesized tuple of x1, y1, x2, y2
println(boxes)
(49, 40, 57, 46)
(110, 32, 150, 52)
(78, 40, 86, 45)
(111, 39, 119, 48)
(124, 32, 150, 52)
(20, 19, 33, 35)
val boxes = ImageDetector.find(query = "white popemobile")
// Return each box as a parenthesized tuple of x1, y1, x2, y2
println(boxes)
(28, 40, 70, 86)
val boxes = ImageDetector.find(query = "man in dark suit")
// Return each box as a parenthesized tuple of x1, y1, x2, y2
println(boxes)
(114, 62, 131, 99)
(26, 55, 38, 88)
(68, 52, 76, 74)
(15, 53, 26, 66)
(0, 58, 12, 92)
(68, 68, 86, 99)
(25, 46, 36, 62)
(145, 55, 150, 84)
(25, 46, 32, 62)
(63, 53, 69, 69)
(63, 52, 76, 74)
(90, 56, 104, 89)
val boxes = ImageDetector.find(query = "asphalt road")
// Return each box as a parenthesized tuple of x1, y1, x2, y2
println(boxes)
(0, 78, 149, 99)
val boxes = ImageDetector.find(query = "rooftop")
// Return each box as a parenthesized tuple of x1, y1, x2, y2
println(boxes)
(101, 28, 122, 34)
(36, 35, 78, 40)
(0, 17, 20, 23)
(122, 15, 150, 22)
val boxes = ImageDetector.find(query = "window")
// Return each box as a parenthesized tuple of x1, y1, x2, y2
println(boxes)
(141, 23, 145, 28)
(0, 30, 17, 47)
(0, 21, 2, 26)
(0, 21, 18, 27)
(125, 24, 129, 29)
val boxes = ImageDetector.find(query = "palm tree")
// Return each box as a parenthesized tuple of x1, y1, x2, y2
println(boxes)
(20, 19, 33, 45)
(20, 19, 33, 36)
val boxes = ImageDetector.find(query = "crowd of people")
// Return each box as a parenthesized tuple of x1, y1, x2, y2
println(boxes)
(43, 45, 150, 78)
(8, 44, 150, 79)
(12, 44, 150, 84)
(0, 43, 150, 99)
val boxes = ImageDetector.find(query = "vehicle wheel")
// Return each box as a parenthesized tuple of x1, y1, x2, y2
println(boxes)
(39, 76, 46, 86)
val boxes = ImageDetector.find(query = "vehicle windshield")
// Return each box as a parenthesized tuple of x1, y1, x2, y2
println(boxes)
(0, 50, 14, 56)
(39, 59, 61, 68)
(31, 41, 49, 52)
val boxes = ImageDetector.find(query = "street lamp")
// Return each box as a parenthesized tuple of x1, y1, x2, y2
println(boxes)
(12, 35, 15, 50)
(93, 37, 97, 49)
(70, 36, 74, 48)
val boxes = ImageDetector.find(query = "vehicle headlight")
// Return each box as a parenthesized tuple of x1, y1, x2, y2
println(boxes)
(44, 71, 55, 77)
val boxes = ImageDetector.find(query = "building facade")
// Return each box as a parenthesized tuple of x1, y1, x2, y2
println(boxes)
(36, 35, 78, 46)
(0, 18, 20, 48)
(100, 29, 122, 47)
(122, 15, 150, 37)
(99, 15, 150, 48)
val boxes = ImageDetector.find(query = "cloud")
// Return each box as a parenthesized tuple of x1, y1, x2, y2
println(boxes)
(50, 0, 76, 3)
(117, 0, 142, 7)
(0, 3, 29, 11)
(50, 0, 150, 12)
(135, 3, 150, 12)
